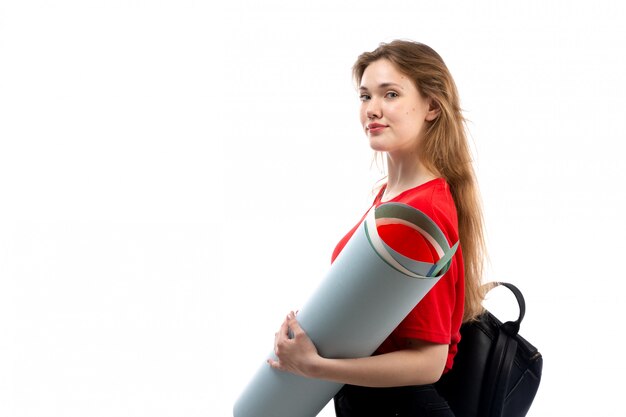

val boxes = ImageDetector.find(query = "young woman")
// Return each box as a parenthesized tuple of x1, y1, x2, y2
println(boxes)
(267, 40, 486, 417)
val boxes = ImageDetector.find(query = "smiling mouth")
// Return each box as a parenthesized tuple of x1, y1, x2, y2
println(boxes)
(367, 124, 387, 133)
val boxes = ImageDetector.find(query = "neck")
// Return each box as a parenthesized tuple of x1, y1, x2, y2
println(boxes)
(383, 152, 437, 201)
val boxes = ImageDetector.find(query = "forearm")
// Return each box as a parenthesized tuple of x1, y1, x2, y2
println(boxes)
(269, 314, 448, 387)
(308, 347, 447, 387)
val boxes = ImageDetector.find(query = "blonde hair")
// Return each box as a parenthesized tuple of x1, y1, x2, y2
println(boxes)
(353, 40, 487, 322)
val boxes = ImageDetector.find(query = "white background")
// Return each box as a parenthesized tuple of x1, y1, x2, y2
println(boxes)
(1, 1, 625, 416)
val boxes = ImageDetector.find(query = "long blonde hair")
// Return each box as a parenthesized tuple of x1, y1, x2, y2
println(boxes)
(353, 40, 487, 322)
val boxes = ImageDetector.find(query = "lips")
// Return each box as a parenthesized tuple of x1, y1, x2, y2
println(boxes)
(367, 123, 388, 133)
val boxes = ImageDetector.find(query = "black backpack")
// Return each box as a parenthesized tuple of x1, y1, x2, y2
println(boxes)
(435, 282, 543, 417)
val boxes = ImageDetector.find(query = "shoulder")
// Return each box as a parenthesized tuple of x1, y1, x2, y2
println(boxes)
(396, 179, 456, 217)
(397, 179, 459, 239)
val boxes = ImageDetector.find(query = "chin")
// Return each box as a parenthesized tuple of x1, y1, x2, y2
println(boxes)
(368, 140, 388, 152)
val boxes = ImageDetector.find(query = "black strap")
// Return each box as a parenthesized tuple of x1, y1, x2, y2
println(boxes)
(483, 325, 518, 416)
(487, 281, 525, 335)
(481, 282, 526, 417)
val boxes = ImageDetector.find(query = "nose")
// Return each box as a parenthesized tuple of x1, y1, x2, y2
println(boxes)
(365, 98, 382, 120)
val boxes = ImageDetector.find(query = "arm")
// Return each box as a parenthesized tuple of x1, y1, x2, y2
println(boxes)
(267, 312, 448, 387)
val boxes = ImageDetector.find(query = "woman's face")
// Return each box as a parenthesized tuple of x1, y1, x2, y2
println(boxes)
(359, 59, 438, 156)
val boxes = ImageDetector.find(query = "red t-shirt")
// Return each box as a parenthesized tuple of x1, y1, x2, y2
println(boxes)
(331, 178, 465, 374)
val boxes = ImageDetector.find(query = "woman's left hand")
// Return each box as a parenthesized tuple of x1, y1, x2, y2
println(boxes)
(267, 311, 321, 378)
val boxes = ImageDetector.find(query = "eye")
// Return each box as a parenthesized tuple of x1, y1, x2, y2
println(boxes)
(359, 94, 371, 102)
(385, 91, 399, 99)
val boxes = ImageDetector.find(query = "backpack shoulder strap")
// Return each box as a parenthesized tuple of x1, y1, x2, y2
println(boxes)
(479, 282, 526, 417)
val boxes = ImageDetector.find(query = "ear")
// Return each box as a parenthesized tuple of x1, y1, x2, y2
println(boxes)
(425, 99, 441, 122)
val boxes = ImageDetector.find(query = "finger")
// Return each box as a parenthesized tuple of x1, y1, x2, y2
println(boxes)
(275, 319, 291, 352)
(273, 330, 280, 350)
(287, 316, 305, 338)
(279, 317, 290, 337)
(267, 358, 282, 371)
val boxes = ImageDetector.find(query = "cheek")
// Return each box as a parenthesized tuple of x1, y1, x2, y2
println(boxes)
(384, 105, 407, 127)
(401, 105, 426, 126)
(359, 106, 367, 124)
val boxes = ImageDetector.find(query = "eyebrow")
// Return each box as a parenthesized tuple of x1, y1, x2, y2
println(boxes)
(359, 82, 404, 91)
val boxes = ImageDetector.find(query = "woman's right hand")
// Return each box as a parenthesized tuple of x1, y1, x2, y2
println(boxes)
(267, 311, 322, 378)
